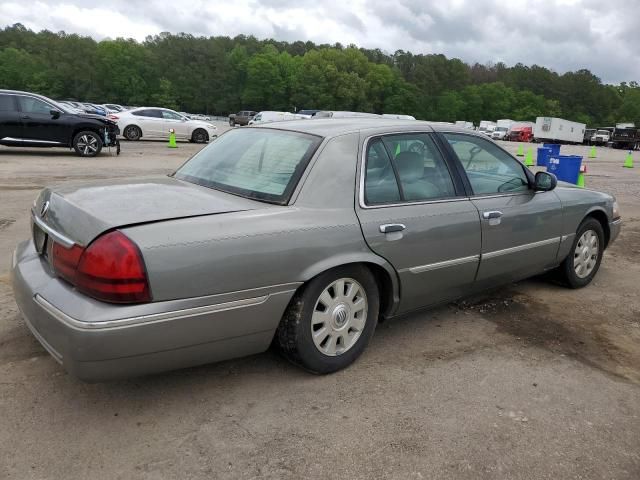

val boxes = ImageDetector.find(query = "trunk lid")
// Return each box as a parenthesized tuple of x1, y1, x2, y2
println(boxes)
(34, 176, 264, 246)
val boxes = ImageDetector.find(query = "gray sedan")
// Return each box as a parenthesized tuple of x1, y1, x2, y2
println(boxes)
(11, 119, 621, 381)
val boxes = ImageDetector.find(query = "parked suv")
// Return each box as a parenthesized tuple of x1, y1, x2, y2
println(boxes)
(228, 110, 256, 126)
(0, 90, 120, 157)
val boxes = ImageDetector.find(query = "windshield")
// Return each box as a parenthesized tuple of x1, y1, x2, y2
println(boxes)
(496, 127, 508, 132)
(596, 130, 609, 135)
(174, 128, 322, 204)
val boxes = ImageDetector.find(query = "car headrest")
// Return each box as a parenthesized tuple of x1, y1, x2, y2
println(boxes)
(395, 152, 423, 182)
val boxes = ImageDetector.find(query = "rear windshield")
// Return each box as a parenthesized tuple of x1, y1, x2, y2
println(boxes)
(174, 128, 322, 204)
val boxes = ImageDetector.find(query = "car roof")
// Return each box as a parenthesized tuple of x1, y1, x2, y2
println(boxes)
(252, 118, 481, 138)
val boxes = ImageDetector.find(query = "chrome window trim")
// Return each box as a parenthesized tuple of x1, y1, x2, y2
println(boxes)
(34, 293, 273, 331)
(405, 255, 480, 274)
(482, 237, 561, 259)
(357, 130, 465, 210)
(31, 209, 76, 248)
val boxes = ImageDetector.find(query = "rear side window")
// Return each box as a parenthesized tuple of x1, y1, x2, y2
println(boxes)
(133, 109, 162, 118)
(364, 133, 456, 205)
(0, 95, 17, 111)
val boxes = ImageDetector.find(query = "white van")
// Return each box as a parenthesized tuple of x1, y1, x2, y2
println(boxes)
(248, 111, 309, 125)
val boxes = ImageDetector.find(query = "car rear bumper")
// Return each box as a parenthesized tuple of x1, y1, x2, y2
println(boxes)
(11, 239, 298, 382)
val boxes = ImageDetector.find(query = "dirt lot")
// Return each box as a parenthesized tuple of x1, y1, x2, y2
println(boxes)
(1, 133, 639, 480)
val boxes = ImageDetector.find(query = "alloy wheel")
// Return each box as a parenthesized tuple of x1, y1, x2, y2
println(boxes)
(77, 134, 98, 156)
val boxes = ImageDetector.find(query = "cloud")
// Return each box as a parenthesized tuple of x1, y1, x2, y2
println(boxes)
(0, 0, 638, 83)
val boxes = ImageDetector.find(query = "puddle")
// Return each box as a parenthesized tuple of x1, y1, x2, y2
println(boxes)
(455, 288, 640, 383)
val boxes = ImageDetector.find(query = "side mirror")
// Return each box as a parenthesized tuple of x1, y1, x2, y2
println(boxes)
(50, 109, 61, 119)
(534, 171, 557, 191)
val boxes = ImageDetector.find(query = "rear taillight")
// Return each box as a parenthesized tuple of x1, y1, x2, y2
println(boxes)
(107, 114, 119, 120)
(51, 230, 151, 303)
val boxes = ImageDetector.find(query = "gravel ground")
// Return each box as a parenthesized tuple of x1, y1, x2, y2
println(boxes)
(0, 131, 639, 480)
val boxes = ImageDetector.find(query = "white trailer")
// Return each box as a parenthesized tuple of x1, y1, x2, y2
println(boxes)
(455, 121, 474, 129)
(496, 119, 514, 129)
(534, 117, 586, 144)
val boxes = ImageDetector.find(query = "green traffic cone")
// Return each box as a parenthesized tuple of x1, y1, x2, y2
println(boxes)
(577, 166, 586, 188)
(623, 151, 634, 168)
(168, 130, 178, 148)
(524, 147, 534, 167)
(588, 146, 596, 158)
(516, 144, 524, 156)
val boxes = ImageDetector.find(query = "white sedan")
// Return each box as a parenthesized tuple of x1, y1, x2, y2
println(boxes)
(113, 107, 217, 143)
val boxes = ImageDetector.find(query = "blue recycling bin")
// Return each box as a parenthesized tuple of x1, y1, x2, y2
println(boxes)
(543, 143, 561, 156)
(537, 147, 552, 167)
(547, 155, 583, 184)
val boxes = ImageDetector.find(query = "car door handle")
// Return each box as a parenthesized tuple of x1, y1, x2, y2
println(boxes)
(482, 211, 503, 220)
(379, 223, 406, 233)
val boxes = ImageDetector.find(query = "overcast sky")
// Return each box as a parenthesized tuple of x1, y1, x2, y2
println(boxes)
(1, 0, 638, 84)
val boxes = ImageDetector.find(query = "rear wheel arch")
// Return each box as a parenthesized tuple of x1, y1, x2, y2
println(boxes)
(297, 258, 400, 318)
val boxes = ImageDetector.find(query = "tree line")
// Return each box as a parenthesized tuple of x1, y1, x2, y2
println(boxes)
(0, 24, 639, 127)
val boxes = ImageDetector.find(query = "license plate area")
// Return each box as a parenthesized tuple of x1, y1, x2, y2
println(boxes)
(32, 222, 48, 255)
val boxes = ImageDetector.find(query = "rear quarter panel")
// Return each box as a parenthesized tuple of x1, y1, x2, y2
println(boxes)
(123, 132, 398, 304)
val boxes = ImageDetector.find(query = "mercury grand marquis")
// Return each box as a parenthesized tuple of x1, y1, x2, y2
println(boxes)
(11, 119, 622, 381)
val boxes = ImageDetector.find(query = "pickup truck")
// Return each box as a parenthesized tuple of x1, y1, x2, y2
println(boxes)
(228, 110, 256, 126)
(591, 129, 611, 146)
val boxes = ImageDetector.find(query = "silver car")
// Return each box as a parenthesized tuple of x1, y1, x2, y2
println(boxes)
(11, 119, 621, 381)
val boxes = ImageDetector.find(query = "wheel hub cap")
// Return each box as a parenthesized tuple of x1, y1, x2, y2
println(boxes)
(574, 229, 599, 279)
(332, 304, 349, 329)
(311, 278, 368, 356)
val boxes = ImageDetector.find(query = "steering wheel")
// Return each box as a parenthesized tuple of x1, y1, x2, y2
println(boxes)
(465, 146, 483, 168)
(497, 177, 526, 192)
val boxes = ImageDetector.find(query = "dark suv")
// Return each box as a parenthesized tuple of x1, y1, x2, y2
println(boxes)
(0, 90, 120, 157)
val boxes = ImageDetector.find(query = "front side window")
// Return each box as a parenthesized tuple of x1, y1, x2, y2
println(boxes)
(0, 95, 17, 111)
(364, 133, 456, 205)
(175, 128, 322, 204)
(443, 133, 530, 195)
(18, 96, 53, 115)
(162, 110, 183, 120)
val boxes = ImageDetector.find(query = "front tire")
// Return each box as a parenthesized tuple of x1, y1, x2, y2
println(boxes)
(557, 217, 605, 288)
(191, 129, 208, 144)
(276, 265, 379, 374)
(123, 125, 142, 141)
(73, 131, 102, 157)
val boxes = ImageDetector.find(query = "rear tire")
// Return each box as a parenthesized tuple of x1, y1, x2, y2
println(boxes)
(123, 125, 142, 141)
(276, 265, 379, 374)
(556, 217, 605, 288)
(73, 130, 102, 157)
